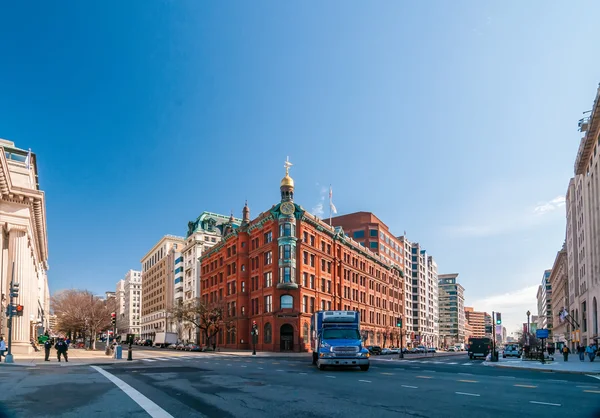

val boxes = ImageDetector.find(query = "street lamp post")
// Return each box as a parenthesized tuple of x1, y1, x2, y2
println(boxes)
(526, 310, 531, 335)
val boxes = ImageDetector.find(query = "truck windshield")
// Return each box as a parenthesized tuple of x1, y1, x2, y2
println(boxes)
(322, 329, 360, 340)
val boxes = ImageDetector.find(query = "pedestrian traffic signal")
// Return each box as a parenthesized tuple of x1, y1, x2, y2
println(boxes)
(111, 312, 116, 326)
(15, 304, 24, 316)
(396, 317, 402, 328)
(495, 313, 502, 325)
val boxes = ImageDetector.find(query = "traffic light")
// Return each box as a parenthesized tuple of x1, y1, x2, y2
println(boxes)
(15, 305, 23, 317)
(111, 312, 116, 326)
(251, 321, 258, 336)
(496, 313, 502, 325)
(396, 317, 402, 328)
(10, 282, 19, 298)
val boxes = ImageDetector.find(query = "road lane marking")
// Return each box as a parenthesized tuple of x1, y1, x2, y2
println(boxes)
(455, 392, 480, 397)
(241, 365, 247, 368)
(258, 361, 265, 363)
(276, 369, 284, 372)
(258, 367, 264, 370)
(586, 374, 600, 381)
(447, 362, 458, 365)
(325, 376, 336, 379)
(514, 384, 537, 388)
(529, 401, 561, 407)
(496, 376, 515, 379)
(462, 363, 473, 366)
(423, 370, 436, 373)
(226, 364, 232, 367)
(380, 372, 394, 375)
(458, 373, 472, 376)
(577, 385, 599, 389)
(91, 366, 173, 418)
(358, 380, 371, 383)
(547, 379, 568, 383)
(272, 362, 280, 364)
(141, 359, 156, 362)
(154, 358, 168, 361)
(299, 372, 307, 375)
(458, 380, 478, 383)
(401, 385, 418, 389)
(416, 376, 432, 379)
(584, 390, 600, 394)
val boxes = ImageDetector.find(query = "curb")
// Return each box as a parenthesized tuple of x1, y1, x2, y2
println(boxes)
(3, 359, 144, 368)
(483, 362, 600, 376)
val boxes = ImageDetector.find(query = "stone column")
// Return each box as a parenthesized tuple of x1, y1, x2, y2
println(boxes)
(7, 224, 32, 354)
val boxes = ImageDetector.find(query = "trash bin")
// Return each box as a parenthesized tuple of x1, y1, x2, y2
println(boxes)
(114, 345, 123, 359)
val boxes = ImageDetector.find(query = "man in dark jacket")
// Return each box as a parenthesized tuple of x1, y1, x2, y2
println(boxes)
(44, 338, 53, 361)
(55, 338, 68, 362)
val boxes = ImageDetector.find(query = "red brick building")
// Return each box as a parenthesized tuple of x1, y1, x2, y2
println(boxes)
(200, 161, 404, 352)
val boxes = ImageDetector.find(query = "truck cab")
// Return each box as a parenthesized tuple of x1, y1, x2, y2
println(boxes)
(310, 310, 370, 371)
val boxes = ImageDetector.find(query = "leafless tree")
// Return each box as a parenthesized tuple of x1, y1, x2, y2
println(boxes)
(170, 298, 235, 349)
(51, 289, 116, 350)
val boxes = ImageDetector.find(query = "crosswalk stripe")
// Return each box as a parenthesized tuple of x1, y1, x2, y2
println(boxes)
(462, 362, 473, 366)
(155, 358, 169, 361)
(141, 358, 156, 362)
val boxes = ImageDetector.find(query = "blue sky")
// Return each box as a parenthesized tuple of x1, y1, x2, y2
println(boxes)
(1, 2, 599, 333)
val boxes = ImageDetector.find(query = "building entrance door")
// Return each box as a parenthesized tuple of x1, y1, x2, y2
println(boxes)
(280, 324, 294, 351)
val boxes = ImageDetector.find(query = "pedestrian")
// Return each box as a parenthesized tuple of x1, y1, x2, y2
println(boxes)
(43, 338, 52, 361)
(55, 338, 68, 362)
(577, 344, 585, 361)
(0, 337, 6, 362)
(562, 345, 570, 361)
(587, 343, 597, 362)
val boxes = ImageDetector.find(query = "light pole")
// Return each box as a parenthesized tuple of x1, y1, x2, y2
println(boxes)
(526, 310, 531, 335)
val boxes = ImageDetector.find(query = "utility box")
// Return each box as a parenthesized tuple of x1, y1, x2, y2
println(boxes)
(114, 345, 123, 360)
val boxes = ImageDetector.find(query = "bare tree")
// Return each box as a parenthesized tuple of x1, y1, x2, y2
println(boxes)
(170, 298, 234, 349)
(51, 290, 116, 350)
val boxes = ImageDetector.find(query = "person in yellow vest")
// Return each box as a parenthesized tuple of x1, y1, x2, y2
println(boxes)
(562, 344, 570, 361)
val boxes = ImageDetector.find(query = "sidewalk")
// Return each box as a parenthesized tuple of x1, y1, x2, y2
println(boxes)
(370, 352, 467, 361)
(1, 347, 149, 367)
(483, 354, 600, 375)
(207, 349, 306, 358)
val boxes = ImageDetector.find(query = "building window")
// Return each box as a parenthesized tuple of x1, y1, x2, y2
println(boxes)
(302, 295, 308, 313)
(264, 251, 272, 265)
(280, 223, 294, 237)
(353, 230, 365, 239)
(279, 244, 292, 260)
(264, 272, 272, 287)
(370, 242, 378, 249)
(281, 295, 293, 309)
(264, 323, 272, 344)
(303, 323, 309, 344)
(280, 267, 293, 283)
(369, 229, 378, 237)
(264, 295, 272, 312)
(264, 231, 272, 244)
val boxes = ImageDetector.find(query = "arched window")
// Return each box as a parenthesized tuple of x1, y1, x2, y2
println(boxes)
(264, 323, 272, 344)
(303, 322, 309, 343)
(281, 295, 293, 309)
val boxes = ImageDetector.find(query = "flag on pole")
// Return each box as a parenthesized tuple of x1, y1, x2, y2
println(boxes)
(24, 148, 31, 170)
(329, 185, 337, 214)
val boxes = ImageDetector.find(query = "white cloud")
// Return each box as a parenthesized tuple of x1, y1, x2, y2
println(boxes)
(444, 194, 565, 238)
(311, 184, 328, 218)
(470, 285, 538, 333)
(533, 196, 566, 215)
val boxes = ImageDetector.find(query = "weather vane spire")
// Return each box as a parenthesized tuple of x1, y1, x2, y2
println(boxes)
(284, 156, 293, 176)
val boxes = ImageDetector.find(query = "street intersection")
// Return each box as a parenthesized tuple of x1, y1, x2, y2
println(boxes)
(1, 351, 599, 418)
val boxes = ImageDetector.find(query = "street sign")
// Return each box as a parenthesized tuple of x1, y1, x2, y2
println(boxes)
(536, 329, 549, 339)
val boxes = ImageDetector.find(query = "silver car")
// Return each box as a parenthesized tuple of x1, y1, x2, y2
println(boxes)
(503, 344, 521, 358)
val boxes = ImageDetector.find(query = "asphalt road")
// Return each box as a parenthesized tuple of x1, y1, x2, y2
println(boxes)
(1, 354, 599, 418)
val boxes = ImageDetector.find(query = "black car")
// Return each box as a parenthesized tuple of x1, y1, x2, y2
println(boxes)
(367, 345, 382, 355)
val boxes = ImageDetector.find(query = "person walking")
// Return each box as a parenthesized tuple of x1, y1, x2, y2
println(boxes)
(0, 337, 6, 363)
(43, 338, 52, 361)
(587, 343, 597, 362)
(577, 344, 585, 361)
(562, 345, 570, 361)
(55, 338, 68, 362)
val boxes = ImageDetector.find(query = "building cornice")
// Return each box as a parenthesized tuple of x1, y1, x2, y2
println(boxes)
(575, 85, 600, 175)
(0, 148, 48, 267)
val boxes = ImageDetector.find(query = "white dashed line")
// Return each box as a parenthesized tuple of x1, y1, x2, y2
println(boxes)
(325, 375, 336, 379)
(226, 364, 232, 367)
(258, 367, 264, 370)
(299, 372, 307, 375)
(497, 376, 516, 379)
(462, 363, 473, 366)
(447, 362, 458, 365)
(401, 385, 418, 389)
(358, 380, 371, 383)
(458, 373, 472, 376)
(276, 369, 284, 372)
(577, 385, 598, 389)
(547, 379, 568, 383)
(92, 366, 173, 418)
(241, 365, 247, 368)
(154, 358, 169, 361)
(455, 392, 480, 397)
(529, 401, 561, 407)
(141, 359, 156, 362)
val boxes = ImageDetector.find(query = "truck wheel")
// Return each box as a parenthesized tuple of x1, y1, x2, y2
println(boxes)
(469, 354, 473, 359)
(318, 362, 326, 371)
(360, 365, 369, 371)
(312, 353, 317, 365)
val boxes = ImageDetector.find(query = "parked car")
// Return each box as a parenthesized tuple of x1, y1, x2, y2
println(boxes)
(503, 344, 522, 358)
(367, 346, 382, 355)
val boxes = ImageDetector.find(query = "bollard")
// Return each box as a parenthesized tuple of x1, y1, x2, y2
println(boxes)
(127, 343, 132, 361)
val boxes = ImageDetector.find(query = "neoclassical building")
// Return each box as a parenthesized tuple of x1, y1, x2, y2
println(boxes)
(200, 160, 404, 352)
(0, 139, 49, 354)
